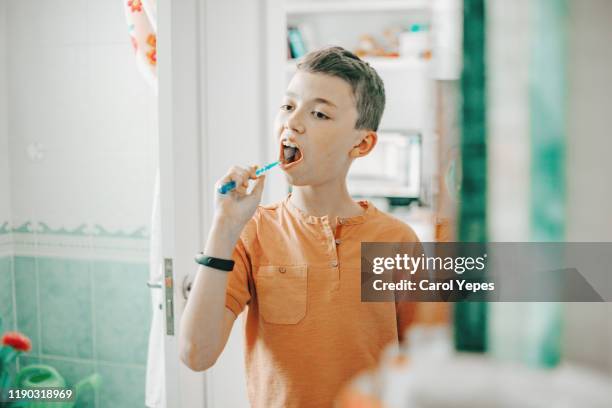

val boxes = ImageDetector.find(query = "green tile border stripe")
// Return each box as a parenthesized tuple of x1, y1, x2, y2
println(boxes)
(1, 221, 150, 262)
(5, 221, 149, 240)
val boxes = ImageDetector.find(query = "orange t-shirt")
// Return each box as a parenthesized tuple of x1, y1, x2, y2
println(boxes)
(225, 195, 420, 408)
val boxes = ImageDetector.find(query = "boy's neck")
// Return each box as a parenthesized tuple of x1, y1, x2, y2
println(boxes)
(289, 180, 364, 221)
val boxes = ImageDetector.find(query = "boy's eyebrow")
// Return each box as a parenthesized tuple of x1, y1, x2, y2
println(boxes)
(285, 91, 337, 108)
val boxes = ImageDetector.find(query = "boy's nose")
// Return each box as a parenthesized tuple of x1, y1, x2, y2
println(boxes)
(285, 112, 305, 134)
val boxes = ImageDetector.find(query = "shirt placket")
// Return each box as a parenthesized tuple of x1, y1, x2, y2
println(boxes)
(320, 216, 338, 268)
(317, 217, 342, 292)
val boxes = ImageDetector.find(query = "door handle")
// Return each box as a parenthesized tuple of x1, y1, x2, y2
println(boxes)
(146, 281, 163, 289)
(164, 258, 174, 336)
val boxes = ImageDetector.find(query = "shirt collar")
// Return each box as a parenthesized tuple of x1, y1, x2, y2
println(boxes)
(282, 194, 375, 225)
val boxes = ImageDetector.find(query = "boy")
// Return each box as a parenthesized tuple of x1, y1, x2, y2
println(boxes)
(180, 46, 420, 407)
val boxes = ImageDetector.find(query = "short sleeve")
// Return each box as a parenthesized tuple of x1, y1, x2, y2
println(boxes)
(225, 235, 252, 318)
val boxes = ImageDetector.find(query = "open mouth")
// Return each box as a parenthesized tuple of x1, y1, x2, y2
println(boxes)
(280, 140, 303, 168)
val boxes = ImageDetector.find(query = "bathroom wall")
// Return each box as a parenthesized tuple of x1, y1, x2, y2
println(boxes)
(0, 0, 9, 233)
(0, 0, 15, 379)
(0, 0, 157, 406)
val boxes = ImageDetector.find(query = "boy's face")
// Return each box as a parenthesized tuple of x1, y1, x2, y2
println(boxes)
(274, 71, 371, 187)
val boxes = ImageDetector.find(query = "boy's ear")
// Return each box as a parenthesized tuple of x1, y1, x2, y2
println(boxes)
(349, 131, 377, 158)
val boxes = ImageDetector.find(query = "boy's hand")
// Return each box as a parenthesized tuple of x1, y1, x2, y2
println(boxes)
(214, 165, 265, 234)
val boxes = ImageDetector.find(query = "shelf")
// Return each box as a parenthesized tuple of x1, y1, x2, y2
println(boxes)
(285, 0, 429, 15)
(286, 57, 429, 73)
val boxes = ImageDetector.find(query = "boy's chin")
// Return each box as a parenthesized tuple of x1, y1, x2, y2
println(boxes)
(283, 170, 319, 187)
(283, 171, 343, 188)
(283, 172, 308, 187)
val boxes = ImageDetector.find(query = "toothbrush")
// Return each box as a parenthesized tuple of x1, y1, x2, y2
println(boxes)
(218, 161, 280, 194)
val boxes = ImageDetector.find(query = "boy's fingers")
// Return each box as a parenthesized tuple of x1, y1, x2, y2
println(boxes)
(216, 165, 265, 195)
(235, 185, 247, 195)
(219, 172, 239, 186)
(219, 167, 250, 189)
(250, 175, 266, 199)
(231, 167, 251, 182)
(248, 165, 258, 179)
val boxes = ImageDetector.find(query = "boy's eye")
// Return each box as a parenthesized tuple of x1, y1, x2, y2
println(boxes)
(280, 104, 293, 111)
(312, 111, 329, 120)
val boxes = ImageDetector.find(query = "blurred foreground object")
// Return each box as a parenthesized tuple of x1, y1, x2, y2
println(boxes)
(14, 365, 100, 408)
(337, 328, 612, 408)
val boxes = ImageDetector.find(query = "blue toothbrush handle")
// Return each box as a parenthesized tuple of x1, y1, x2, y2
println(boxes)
(217, 161, 279, 195)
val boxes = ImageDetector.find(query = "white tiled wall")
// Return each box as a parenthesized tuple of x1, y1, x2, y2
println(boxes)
(0, 0, 11, 226)
(4, 0, 157, 235)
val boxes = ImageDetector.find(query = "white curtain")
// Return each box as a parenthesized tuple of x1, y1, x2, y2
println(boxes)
(125, 0, 157, 93)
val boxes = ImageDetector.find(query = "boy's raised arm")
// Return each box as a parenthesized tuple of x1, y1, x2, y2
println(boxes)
(179, 165, 265, 371)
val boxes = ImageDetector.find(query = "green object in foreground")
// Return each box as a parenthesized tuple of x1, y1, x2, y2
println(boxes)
(455, 0, 488, 353)
(14, 365, 101, 408)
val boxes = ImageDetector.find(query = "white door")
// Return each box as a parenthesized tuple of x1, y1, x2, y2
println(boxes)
(157, 0, 270, 406)
(157, 0, 287, 406)
(157, 0, 207, 406)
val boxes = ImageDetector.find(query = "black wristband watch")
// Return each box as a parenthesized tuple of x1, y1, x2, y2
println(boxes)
(194, 253, 235, 271)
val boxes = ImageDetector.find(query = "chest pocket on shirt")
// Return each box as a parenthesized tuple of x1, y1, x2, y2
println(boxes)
(255, 265, 307, 324)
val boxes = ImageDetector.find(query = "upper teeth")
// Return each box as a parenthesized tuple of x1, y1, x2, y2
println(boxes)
(282, 140, 298, 148)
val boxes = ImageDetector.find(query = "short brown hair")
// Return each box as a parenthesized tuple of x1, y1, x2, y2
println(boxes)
(297, 46, 386, 131)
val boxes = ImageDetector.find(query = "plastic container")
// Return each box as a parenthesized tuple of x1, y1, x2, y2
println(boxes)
(399, 24, 429, 59)
(15, 364, 101, 408)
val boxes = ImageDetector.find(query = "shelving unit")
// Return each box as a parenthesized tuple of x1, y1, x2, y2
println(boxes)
(286, 56, 429, 73)
(285, 0, 429, 15)
(264, 0, 436, 210)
